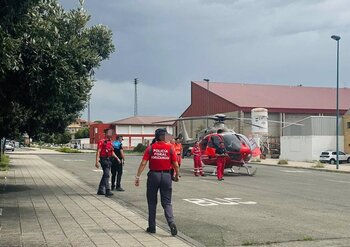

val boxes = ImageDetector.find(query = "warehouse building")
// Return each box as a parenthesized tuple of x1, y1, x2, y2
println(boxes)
(179, 81, 350, 155)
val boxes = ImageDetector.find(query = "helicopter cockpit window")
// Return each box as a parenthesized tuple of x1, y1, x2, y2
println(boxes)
(236, 134, 252, 149)
(201, 137, 209, 151)
(222, 134, 241, 152)
(209, 135, 221, 149)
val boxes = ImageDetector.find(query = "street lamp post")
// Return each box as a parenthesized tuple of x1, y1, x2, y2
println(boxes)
(203, 79, 210, 128)
(331, 35, 341, 170)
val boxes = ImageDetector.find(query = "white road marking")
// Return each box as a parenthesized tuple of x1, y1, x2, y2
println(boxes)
(0, 208, 2, 216)
(280, 170, 311, 173)
(63, 159, 86, 162)
(183, 197, 257, 206)
(92, 169, 103, 172)
(326, 179, 350, 184)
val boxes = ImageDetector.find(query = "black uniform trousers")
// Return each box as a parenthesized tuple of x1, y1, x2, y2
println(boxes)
(146, 170, 175, 229)
(111, 158, 123, 189)
(98, 157, 112, 192)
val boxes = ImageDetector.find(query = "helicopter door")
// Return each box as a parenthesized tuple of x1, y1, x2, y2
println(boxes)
(206, 135, 221, 158)
(200, 137, 209, 152)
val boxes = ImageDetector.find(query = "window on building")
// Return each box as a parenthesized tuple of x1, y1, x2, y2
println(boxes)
(347, 122, 350, 129)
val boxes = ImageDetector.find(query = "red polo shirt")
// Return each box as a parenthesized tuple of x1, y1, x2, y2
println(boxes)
(143, 141, 177, 170)
(97, 139, 114, 157)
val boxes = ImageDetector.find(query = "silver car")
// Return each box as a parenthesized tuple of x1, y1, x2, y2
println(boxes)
(5, 143, 14, 152)
(319, 151, 350, 164)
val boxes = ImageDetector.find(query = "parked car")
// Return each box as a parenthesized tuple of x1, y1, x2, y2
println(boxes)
(182, 144, 193, 158)
(270, 149, 280, 159)
(184, 147, 193, 157)
(319, 151, 350, 164)
(5, 143, 14, 151)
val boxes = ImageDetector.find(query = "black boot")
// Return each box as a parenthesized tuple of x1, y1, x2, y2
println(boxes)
(97, 190, 105, 195)
(105, 189, 113, 197)
(146, 227, 156, 234)
(169, 223, 177, 236)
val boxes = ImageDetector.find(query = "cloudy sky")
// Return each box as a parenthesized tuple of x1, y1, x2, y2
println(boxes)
(59, 0, 350, 122)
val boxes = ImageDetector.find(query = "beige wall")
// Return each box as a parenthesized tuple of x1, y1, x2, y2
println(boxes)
(343, 115, 350, 154)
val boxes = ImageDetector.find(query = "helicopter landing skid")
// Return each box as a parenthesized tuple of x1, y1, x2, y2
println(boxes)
(240, 164, 257, 176)
(211, 168, 236, 176)
(209, 166, 256, 176)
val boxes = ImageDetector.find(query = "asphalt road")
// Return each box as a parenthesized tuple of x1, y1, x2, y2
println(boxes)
(39, 153, 350, 247)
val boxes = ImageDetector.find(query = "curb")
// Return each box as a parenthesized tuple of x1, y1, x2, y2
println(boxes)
(251, 162, 350, 174)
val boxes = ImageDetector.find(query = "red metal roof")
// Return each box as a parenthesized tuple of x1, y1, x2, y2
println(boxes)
(193, 81, 350, 111)
(110, 116, 176, 125)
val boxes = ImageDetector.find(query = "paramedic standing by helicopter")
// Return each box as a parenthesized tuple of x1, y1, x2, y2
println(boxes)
(192, 141, 204, 176)
(171, 137, 182, 179)
(135, 128, 180, 236)
(216, 141, 228, 181)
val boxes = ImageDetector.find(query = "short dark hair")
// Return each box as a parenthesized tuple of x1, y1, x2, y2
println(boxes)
(155, 128, 168, 140)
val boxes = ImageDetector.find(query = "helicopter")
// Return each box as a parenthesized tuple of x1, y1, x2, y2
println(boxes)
(155, 114, 263, 176)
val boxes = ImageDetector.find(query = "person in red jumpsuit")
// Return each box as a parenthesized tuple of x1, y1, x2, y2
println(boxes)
(135, 128, 180, 236)
(191, 141, 204, 176)
(215, 141, 228, 181)
(171, 138, 182, 179)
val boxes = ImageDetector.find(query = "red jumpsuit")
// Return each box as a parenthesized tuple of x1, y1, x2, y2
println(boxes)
(174, 143, 182, 166)
(171, 143, 182, 178)
(191, 146, 203, 176)
(216, 147, 227, 180)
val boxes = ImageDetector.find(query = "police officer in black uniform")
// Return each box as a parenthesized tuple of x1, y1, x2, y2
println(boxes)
(135, 128, 180, 236)
(111, 135, 125, 191)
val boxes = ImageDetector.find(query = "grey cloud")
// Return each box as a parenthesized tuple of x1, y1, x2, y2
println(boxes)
(59, 0, 350, 122)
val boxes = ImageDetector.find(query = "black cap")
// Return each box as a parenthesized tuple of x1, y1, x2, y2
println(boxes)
(155, 128, 168, 138)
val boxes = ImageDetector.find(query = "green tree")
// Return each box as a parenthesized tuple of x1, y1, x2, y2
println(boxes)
(74, 127, 89, 139)
(0, 0, 115, 139)
(35, 131, 71, 144)
(53, 131, 71, 145)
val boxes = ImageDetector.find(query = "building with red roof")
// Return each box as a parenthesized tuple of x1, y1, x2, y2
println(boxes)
(180, 81, 350, 154)
(90, 116, 176, 150)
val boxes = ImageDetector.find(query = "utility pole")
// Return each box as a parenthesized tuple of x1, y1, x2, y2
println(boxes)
(203, 79, 210, 128)
(331, 35, 341, 170)
(87, 96, 90, 126)
(134, 78, 138, 116)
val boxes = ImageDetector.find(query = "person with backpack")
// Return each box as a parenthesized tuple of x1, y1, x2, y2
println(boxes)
(134, 128, 180, 236)
(111, 135, 125, 191)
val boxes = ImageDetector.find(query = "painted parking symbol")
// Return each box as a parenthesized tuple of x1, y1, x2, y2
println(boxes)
(183, 197, 257, 206)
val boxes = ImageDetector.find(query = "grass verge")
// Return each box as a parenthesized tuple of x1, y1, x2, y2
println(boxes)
(0, 154, 9, 171)
(312, 161, 325, 168)
(278, 159, 288, 165)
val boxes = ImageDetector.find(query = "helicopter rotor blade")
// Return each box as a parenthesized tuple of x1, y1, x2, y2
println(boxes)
(238, 117, 303, 126)
(152, 115, 219, 123)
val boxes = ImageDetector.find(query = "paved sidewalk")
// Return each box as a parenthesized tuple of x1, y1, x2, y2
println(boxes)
(252, 158, 350, 173)
(0, 154, 193, 247)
